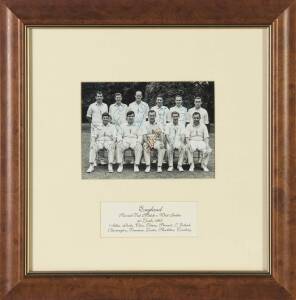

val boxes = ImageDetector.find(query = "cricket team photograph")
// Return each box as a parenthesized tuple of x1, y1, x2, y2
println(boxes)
(81, 81, 215, 179)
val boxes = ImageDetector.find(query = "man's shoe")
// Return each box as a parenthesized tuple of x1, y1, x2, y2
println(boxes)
(189, 164, 194, 172)
(108, 164, 113, 173)
(202, 164, 209, 172)
(167, 166, 173, 172)
(157, 166, 162, 173)
(177, 165, 184, 172)
(145, 166, 151, 173)
(86, 165, 94, 173)
(134, 165, 140, 172)
(117, 164, 123, 173)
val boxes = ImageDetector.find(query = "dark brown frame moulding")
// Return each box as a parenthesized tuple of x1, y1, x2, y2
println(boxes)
(0, 0, 296, 299)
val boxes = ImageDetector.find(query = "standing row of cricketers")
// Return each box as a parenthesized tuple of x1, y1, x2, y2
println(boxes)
(86, 90, 212, 173)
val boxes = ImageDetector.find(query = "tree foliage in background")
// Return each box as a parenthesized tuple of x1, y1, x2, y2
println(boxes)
(81, 81, 214, 123)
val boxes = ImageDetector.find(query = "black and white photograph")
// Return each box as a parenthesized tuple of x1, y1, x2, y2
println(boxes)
(81, 81, 215, 179)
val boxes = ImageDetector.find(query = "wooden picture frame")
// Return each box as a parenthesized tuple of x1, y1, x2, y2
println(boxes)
(0, 0, 295, 299)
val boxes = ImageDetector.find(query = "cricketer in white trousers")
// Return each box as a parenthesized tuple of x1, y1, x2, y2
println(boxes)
(89, 141, 115, 164)
(89, 123, 117, 164)
(185, 123, 211, 167)
(144, 140, 165, 166)
(142, 121, 165, 167)
(116, 123, 143, 165)
(165, 123, 186, 167)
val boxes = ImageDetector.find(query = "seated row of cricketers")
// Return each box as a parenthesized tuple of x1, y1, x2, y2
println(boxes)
(86, 110, 211, 173)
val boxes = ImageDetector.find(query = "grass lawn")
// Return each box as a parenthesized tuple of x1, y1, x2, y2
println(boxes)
(81, 124, 215, 180)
